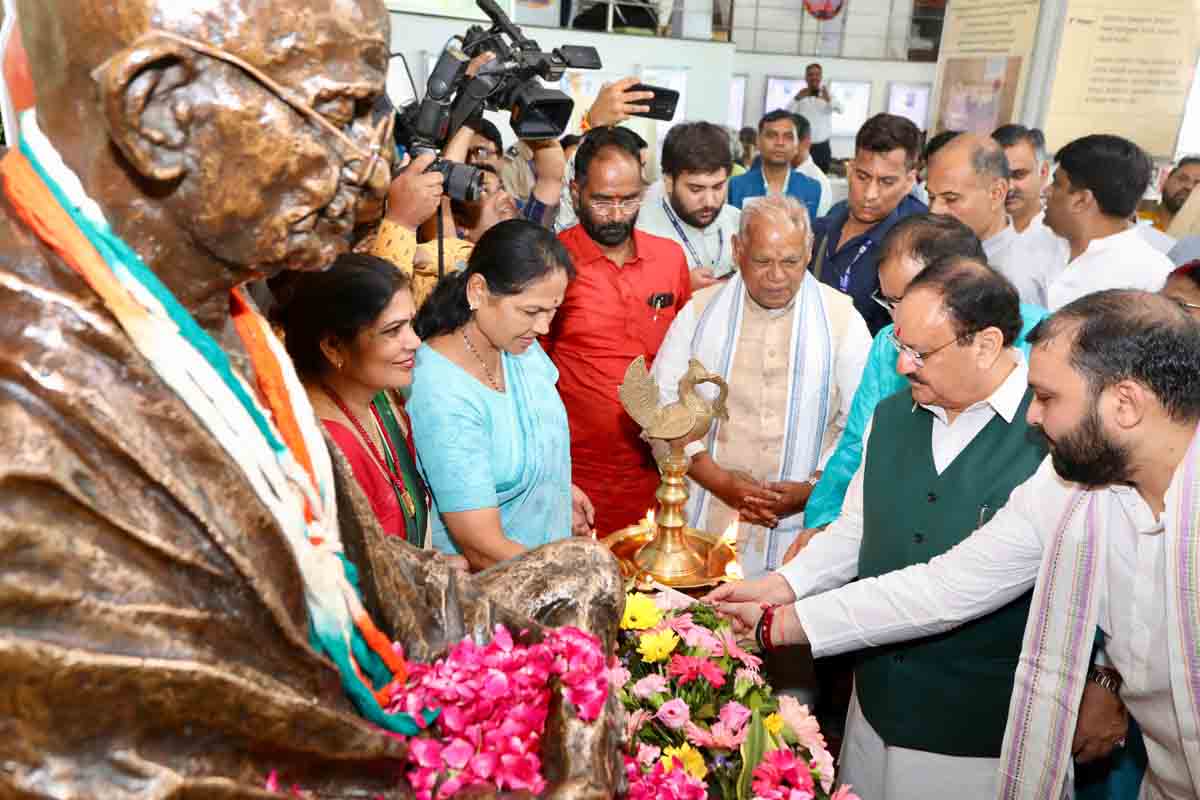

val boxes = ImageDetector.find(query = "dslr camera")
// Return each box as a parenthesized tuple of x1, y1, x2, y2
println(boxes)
(393, 0, 601, 202)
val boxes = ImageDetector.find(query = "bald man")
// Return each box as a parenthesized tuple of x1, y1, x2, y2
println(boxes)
(927, 133, 1064, 305)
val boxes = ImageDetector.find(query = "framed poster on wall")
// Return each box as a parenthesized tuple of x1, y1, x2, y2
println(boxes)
(828, 80, 871, 137)
(764, 76, 805, 115)
(887, 82, 932, 130)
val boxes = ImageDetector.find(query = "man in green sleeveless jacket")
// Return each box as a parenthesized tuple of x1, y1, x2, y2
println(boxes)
(713, 254, 1045, 798)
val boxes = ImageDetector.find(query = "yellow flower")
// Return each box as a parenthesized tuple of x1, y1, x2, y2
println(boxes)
(637, 629, 680, 663)
(764, 712, 784, 736)
(661, 743, 708, 781)
(621, 592, 662, 630)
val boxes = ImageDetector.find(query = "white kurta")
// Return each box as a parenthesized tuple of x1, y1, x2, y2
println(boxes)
(636, 197, 741, 277)
(984, 217, 1070, 307)
(651, 276, 870, 577)
(777, 355, 1030, 800)
(1041, 227, 1174, 311)
(796, 156, 834, 217)
(790, 450, 1199, 798)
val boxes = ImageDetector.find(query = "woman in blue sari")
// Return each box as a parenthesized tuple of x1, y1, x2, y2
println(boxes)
(409, 219, 595, 569)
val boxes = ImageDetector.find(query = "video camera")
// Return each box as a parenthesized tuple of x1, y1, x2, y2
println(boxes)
(393, 0, 601, 202)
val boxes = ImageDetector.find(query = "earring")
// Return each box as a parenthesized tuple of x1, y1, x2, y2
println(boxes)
(333, 356, 344, 370)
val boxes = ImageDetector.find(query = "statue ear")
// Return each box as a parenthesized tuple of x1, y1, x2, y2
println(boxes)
(95, 37, 198, 183)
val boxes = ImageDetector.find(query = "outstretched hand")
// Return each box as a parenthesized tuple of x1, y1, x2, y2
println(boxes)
(587, 77, 654, 127)
(703, 573, 795, 606)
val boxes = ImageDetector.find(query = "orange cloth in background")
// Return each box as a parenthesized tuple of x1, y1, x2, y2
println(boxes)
(548, 225, 693, 535)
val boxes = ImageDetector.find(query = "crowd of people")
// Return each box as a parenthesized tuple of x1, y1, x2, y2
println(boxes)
(4, 0, 1200, 789)
(258, 58, 1200, 800)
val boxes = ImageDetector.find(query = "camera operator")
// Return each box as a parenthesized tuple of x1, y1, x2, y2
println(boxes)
(370, 122, 567, 306)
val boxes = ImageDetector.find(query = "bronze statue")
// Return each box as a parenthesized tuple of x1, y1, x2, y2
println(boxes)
(0, 1, 623, 797)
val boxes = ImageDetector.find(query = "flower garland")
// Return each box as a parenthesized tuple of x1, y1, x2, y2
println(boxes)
(384, 625, 608, 798)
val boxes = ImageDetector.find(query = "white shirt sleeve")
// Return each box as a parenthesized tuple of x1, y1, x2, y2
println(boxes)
(650, 300, 697, 406)
(820, 306, 872, 468)
(776, 420, 872, 599)
(794, 456, 1059, 658)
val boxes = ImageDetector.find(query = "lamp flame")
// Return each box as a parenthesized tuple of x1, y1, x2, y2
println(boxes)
(723, 517, 742, 579)
(643, 508, 656, 529)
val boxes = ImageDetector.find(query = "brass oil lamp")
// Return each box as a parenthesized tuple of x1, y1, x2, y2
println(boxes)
(602, 356, 742, 590)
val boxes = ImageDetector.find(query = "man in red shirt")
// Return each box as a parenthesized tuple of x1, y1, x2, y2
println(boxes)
(548, 126, 693, 535)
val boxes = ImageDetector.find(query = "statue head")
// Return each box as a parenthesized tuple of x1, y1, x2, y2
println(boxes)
(16, 0, 392, 279)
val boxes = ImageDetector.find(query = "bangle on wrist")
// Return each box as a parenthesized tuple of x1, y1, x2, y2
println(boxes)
(755, 604, 778, 652)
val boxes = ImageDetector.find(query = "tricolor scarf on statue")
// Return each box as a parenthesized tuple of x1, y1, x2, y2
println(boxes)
(686, 272, 832, 574)
(2, 110, 434, 735)
(997, 421, 1200, 798)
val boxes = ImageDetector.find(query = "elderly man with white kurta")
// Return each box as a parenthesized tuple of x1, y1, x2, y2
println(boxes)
(651, 194, 871, 578)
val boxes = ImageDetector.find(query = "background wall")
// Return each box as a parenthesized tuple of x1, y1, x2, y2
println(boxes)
(386, 11, 736, 146)
(386, 10, 936, 162)
(731, 53, 936, 156)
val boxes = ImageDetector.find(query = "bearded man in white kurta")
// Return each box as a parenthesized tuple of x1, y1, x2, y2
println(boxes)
(651, 193, 871, 578)
(712, 289, 1200, 799)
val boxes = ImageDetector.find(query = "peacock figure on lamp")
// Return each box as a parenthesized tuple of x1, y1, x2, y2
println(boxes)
(606, 355, 738, 587)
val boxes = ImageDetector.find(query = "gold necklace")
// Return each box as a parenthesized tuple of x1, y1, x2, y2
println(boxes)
(462, 326, 501, 391)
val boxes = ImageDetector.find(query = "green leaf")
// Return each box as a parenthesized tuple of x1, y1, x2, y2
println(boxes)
(737, 710, 768, 800)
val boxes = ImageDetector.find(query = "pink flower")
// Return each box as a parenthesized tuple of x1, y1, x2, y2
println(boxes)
(750, 748, 816, 800)
(736, 667, 764, 686)
(777, 696, 826, 752)
(718, 700, 752, 732)
(608, 664, 632, 689)
(632, 673, 669, 699)
(831, 785, 862, 800)
(636, 742, 662, 766)
(623, 756, 707, 800)
(625, 708, 651, 741)
(716, 626, 764, 670)
(668, 654, 727, 688)
(809, 742, 836, 792)
(384, 623, 607, 798)
(441, 738, 474, 770)
(680, 624, 723, 654)
(665, 612, 697, 635)
(685, 719, 748, 749)
(656, 698, 692, 729)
